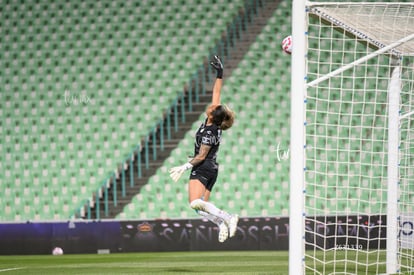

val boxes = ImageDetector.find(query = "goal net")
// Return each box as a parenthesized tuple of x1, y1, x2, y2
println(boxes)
(289, 2, 414, 274)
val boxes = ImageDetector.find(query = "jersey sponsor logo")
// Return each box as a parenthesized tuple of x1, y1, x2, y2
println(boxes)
(202, 135, 221, 145)
(202, 136, 211, 144)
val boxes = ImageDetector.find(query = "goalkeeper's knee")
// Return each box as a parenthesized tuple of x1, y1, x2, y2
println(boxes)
(190, 199, 205, 211)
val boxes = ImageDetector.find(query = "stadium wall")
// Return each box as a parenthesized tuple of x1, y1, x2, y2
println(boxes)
(0, 217, 288, 255)
(0, 215, 412, 255)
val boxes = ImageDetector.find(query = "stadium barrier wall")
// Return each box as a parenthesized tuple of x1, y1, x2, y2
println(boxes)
(0, 215, 412, 255)
(0, 217, 288, 255)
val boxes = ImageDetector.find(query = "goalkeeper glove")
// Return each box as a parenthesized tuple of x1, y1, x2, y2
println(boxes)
(210, 55, 223, 79)
(169, 162, 193, 182)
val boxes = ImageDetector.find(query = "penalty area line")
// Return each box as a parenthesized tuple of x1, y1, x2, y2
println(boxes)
(0, 267, 25, 273)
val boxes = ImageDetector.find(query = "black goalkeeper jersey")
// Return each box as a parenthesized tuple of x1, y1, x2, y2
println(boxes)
(193, 119, 222, 163)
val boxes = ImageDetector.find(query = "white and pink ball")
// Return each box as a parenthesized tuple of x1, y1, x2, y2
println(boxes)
(281, 35, 292, 55)
(52, 247, 64, 255)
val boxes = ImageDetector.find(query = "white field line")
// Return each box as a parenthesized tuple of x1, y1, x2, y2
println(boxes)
(0, 267, 25, 273)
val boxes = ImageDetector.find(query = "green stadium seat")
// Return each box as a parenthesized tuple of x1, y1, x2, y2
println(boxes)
(2, 0, 285, 221)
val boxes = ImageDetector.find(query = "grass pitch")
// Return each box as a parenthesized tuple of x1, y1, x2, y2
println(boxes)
(0, 251, 288, 275)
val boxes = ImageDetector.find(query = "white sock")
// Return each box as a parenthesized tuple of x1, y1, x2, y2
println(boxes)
(190, 199, 232, 222)
(197, 210, 224, 226)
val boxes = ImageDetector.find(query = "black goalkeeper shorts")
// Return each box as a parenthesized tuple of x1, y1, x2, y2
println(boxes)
(189, 161, 219, 191)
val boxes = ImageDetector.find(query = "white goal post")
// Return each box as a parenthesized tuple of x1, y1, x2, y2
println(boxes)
(289, 1, 414, 274)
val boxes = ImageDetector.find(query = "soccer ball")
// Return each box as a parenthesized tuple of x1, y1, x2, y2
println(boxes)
(52, 247, 64, 255)
(281, 35, 292, 55)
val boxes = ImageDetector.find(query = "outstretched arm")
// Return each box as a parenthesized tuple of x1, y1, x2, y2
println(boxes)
(211, 78, 222, 105)
(210, 55, 223, 105)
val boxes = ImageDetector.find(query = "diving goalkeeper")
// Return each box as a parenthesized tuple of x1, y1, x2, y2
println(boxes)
(169, 55, 239, 242)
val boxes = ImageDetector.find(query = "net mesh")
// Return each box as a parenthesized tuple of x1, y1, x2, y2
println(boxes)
(303, 2, 414, 274)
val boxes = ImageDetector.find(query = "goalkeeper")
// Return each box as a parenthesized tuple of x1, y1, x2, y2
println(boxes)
(169, 55, 238, 243)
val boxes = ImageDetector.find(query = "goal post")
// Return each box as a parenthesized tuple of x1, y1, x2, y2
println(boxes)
(386, 64, 401, 274)
(289, 2, 414, 274)
(289, 0, 307, 274)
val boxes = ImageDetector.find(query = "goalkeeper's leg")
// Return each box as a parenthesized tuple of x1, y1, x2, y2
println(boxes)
(197, 210, 229, 242)
(190, 198, 239, 238)
(189, 179, 239, 239)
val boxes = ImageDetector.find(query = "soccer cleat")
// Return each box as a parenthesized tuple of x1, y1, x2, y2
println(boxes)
(218, 222, 229, 243)
(228, 214, 239, 238)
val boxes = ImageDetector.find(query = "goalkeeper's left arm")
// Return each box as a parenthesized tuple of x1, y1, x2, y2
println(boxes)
(210, 55, 223, 105)
(169, 144, 211, 182)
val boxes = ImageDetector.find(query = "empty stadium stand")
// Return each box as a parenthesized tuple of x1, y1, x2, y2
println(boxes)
(116, 0, 292, 219)
(1, 0, 291, 221)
